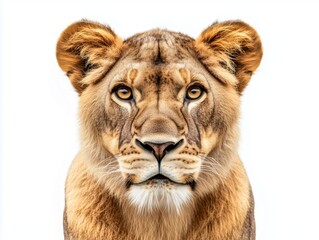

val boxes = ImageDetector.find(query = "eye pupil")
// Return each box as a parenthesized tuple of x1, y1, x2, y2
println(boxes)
(119, 89, 128, 94)
(191, 89, 198, 94)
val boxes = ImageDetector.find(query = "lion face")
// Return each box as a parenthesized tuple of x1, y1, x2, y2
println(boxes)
(57, 20, 262, 213)
(104, 60, 219, 213)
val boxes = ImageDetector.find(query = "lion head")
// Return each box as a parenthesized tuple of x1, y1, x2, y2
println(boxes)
(56, 20, 262, 214)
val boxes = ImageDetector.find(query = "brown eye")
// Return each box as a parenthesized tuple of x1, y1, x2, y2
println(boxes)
(186, 85, 204, 100)
(115, 86, 133, 100)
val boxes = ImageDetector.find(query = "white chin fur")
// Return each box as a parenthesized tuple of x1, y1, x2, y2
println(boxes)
(127, 182, 192, 214)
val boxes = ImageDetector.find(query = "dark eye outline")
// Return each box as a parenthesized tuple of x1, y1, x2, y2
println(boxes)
(112, 85, 133, 101)
(185, 84, 205, 100)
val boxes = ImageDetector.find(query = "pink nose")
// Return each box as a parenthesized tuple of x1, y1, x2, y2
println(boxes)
(136, 140, 183, 162)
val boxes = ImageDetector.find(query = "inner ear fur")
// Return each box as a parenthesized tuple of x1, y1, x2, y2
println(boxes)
(56, 20, 122, 93)
(195, 20, 263, 93)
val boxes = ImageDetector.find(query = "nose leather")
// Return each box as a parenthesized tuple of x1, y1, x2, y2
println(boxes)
(144, 141, 175, 161)
(136, 139, 183, 162)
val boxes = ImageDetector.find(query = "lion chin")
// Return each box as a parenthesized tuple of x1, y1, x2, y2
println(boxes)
(128, 179, 192, 214)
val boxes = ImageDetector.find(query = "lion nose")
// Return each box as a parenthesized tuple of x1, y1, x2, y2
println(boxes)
(136, 139, 183, 162)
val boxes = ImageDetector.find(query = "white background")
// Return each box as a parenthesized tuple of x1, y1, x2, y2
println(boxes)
(1, 0, 319, 239)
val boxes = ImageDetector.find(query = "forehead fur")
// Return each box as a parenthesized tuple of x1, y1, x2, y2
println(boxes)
(123, 29, 195, 64)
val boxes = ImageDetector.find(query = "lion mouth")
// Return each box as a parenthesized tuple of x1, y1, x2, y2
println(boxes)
(149, 174, 171, 181)
(126, 174, 196, 190)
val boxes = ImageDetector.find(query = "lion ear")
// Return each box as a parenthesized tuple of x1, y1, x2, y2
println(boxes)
(56, 20, 122, 93)
(195, 20, 262, 93)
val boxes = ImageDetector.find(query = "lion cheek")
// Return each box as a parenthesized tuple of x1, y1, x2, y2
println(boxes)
(102, 132, 121, 155)
(200, 130, 220, 154)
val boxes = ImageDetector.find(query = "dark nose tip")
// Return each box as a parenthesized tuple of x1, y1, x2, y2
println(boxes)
(136, 139, 183, 162)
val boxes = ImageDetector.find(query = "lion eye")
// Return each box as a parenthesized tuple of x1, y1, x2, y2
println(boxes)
(186, 85, 203, 100)
(115, 86, 133, 100)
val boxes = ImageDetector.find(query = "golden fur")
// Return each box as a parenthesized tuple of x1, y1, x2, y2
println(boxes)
(56, 19, 262, 240)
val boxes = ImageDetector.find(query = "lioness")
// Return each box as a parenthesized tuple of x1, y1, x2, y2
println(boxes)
(56, 19, 262, 240)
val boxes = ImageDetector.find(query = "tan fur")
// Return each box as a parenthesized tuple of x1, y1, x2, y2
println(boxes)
(57, 19, 262, 240)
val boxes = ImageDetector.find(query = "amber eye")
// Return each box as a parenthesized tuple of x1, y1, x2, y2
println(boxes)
(186, 85, 204, 100)
(115, 86, 133, 100)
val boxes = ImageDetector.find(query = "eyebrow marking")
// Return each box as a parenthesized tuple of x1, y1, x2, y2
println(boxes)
(179, 68, 189, 84)
(128, 69, 138, 84)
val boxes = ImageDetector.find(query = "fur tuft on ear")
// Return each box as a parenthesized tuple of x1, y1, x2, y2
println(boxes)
(195, 20, 262, 93)
(56, 20, 122, 93)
